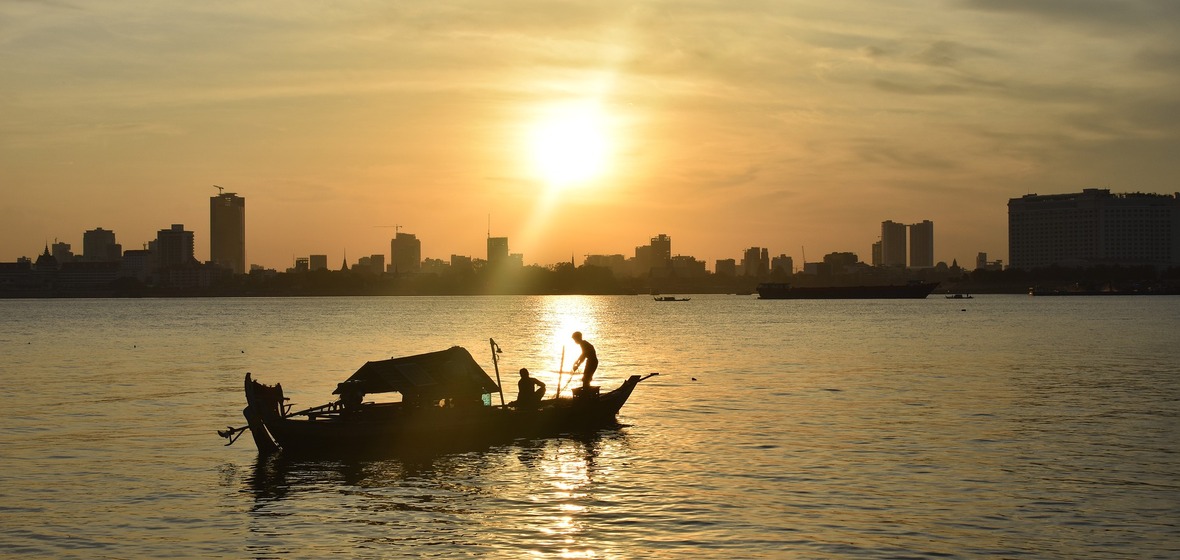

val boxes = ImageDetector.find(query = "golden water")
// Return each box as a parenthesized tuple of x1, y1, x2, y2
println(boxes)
(1, 295, 1177, 558)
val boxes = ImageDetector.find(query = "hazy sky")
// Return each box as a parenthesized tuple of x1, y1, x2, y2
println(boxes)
(3, 1, 1178, 269)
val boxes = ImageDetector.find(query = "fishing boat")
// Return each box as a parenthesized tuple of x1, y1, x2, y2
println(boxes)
(945, 293, 973, 299)
(757, 281, 939, 299)
(219, 343, 657, 455)
(653, 296, 690, 302)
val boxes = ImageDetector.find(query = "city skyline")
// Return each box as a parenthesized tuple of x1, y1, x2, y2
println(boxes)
(8, 207, 942, 274)
(4, 3, 1179, 269)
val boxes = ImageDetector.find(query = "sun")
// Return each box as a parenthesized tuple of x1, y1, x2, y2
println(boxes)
(527, 101, 611, 189)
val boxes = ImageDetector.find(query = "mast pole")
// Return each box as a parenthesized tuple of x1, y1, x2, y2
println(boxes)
(489, 338, 505, 406)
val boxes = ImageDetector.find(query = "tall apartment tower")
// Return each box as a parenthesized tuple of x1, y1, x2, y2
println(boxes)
(739, 247, 771, 276)
(1009, 189, 1180, 269)
(83, 227, 121, 262)
(880, 220, 907, 267)
(210, 191, 246, 274)
(487, 237, 509, 265)
(908, 220, 934, 268)
(156, 224, 196, 269)
(391, 232, 422, 273)
(650, 234, 672, 266)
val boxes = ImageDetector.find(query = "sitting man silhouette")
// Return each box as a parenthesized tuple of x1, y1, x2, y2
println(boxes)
(516, 368, 546, 409)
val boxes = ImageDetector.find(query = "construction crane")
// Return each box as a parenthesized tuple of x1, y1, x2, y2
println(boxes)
(213, 185, 224, 195)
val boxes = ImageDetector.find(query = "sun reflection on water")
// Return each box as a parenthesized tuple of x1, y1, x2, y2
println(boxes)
(514, 433, 621, 559)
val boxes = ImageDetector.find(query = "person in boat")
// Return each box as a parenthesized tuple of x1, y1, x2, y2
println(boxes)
(570, 331, 598, 390)
(517, 368, 546, 409)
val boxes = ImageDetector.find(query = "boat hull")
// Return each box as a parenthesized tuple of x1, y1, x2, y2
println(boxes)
(757, 282, 939, 299)
(243, 373, 646, 455)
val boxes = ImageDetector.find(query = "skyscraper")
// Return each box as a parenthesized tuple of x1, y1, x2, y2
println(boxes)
(210, 191, 246, 274)
(391, 232, 422, 273)
(650, 234, 672, 266)
(880, 220, 907, 267)
(487, 237, 509, 265)
(908, 220, 934, 268)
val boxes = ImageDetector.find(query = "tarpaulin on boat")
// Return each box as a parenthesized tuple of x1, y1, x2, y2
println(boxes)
(333, 346, 500, 398)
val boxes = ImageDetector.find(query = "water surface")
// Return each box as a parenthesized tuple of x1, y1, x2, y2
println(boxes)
(1, 295, 1177, 558)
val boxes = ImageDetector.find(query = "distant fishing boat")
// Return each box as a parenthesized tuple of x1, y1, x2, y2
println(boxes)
(946, 293, 973, 299)
(653, 296, 690, 302)
(757, 282, 939, 299)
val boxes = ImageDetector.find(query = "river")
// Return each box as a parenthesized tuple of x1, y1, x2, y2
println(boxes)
(1, 295, 1177, 558)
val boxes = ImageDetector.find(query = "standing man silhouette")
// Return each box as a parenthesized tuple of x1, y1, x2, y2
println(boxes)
(571, 331, 598, 390)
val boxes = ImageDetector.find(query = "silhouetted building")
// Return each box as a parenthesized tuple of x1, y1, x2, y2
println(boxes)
(210, 192, 246, 274)
(1009, 189, 1180, 269)
(881, 221, 907, 267)
(391, 232, 422, 273)
(823, 252, 858, 272)
(294, 258, 310, 273)
(633, 245, 652, 276)
(83, 228, 121, 262)
(976, 252, 1003, 271)
(715, 259, 736, 276)
(120, 249, 153, 281)
(487, 237, 509, 266)
(585, 254, 627, 278)
(450, 254, 474, 272)
(355, 254, 384, 275)
(909, 220, 934, 268)
(309, 254, 328, 271)
(871, 241, 882, 266)
(671, 255, 707, 277)
(51, 241, 74, 264)
(650, 234, 672, 266)
(771, 254, 793, 275)
(156, 224, 196, 269)
(741, 247, 769, 277)
(36, 246, 60, 272)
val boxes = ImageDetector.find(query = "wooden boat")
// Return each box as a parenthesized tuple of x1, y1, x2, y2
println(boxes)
(653, 296, 690, 302)
(220, 345, 656, 455)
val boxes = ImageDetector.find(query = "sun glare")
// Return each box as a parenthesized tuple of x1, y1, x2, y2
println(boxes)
(527, 101, 611, 189)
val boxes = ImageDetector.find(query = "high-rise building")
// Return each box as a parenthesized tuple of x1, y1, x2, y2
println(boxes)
(83, 228, 121, 262)
(650, 234, 672, 267)
(156, 224, 196, 269)
(391, 232, 422, 273)
(909, 220, 934, 268)
(487, 237, 509, 266)
(880, 220, 907, 267)
(309, 255, 328, 271)
(741, 247, 769, 277)
(210, 192, 246, 274)
(1009, 189, 1180, 269)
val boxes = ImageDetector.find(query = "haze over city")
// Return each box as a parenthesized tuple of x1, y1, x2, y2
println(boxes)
(4, 1, 1179, 270)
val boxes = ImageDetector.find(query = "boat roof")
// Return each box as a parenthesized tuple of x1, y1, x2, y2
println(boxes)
(333, 346, 500, 398)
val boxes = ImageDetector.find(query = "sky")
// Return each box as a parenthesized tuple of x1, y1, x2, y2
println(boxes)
(3, 1, 1179, 270)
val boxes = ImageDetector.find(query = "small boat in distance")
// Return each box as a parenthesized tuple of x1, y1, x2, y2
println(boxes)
(219, 345, 657, 455)
(653, 296, 691, 302)
(946, 293, 973, 299)
(757, 281, 939, 299)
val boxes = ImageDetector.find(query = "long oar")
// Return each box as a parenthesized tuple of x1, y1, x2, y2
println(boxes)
(555, 347, 566, 398)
